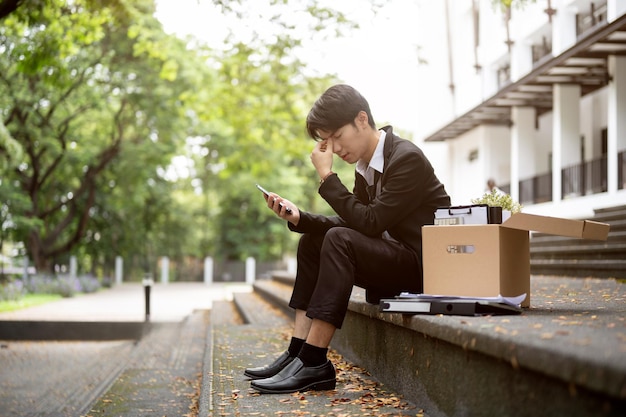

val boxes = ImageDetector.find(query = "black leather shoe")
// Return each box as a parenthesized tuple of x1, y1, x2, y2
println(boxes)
(244, 351, 295, 380)
(250, 358, 336, 394)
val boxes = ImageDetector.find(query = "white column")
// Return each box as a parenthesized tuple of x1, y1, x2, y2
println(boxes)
(552, 84, 581, 202)
(511, 106, 536, 201)
(204, 256, 213, 285)
(69, 256, 77, 280)
(607, 55, 626, 193)
(510, 41, 533, 82)
(552, 1, 577, 56)
(160, 256, 169, 284)
(607, 0, 626, 22)
(115, 256, 123, 285)
(245, 257, 256, 285)
(482, 64, 499, 99)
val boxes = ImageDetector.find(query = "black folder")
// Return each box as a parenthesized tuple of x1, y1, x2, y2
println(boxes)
(379, 298, 522, 316)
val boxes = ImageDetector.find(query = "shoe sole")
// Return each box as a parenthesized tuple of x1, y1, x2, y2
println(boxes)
(251, 378, 336, 394)
(243, 371, 269, 380)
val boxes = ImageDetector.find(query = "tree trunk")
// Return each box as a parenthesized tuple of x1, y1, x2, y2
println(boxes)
(28, 233, 51, 273)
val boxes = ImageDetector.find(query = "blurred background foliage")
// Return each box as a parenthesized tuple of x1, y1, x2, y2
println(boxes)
(0, 0, 521, 281)
(0, 0, 362, 280)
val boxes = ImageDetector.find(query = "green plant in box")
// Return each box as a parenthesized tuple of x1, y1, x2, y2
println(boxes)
(471, 189, 523, 214)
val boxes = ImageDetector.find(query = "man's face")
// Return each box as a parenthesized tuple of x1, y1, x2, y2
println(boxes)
(317, 122, 369, 165)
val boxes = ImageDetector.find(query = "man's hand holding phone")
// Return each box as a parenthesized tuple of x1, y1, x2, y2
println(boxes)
(256, 184, 298, 223)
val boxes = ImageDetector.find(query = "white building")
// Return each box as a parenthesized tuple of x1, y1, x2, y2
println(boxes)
(416, 0, 626, 219)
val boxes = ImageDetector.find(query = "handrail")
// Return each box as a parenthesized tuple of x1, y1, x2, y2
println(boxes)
(501, 150, 626, 204)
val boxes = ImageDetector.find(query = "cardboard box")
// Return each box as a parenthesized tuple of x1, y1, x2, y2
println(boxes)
(422, 213, 610, 307)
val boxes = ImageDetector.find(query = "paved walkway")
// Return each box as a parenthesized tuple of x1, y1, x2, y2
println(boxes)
(0, 282, 251, 417)
(0, 281, 252, 322)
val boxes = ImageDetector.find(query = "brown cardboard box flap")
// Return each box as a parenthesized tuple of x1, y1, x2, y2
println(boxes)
(582, 220, 611, 240)
(501, 213, 609, 240)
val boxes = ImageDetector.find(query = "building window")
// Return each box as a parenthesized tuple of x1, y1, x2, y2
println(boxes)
(576, 2, 608, 37)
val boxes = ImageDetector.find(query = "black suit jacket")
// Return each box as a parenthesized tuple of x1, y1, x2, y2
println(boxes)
(289, 126, 450, 259)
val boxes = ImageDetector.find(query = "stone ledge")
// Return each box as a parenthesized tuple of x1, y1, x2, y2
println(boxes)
(0, 320, 152, 341)
(262, 273, 626, 407)
(345, 279, 625, 400)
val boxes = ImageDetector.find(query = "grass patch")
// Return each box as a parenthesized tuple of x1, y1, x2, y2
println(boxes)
(0, 294, 63, 313)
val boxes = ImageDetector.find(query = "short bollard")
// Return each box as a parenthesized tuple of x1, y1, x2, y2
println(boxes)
(142, 275, 154, 322)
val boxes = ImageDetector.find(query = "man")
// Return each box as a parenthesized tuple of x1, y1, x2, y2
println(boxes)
(487, 178, 507, 196)
(246, 84, 450, 394)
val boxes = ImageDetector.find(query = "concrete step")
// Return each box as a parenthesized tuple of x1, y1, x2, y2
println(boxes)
(233, 291, 291, 326)
(592, 206, 626, 223)
(205, 291, 422, 416)
(529, 205, 626, 278)
(531, 258, 626, 268)
(594, 204, 626, 214)
(0, 320, 147, 341)
(530, 242, 626, 256)
(531, 230, 626, 246)
(269, 269, 299, 286)
(0, 339, 134, 417)
(530, 260, 626, 278)
(257, 272, 626, 417)
(252, 277, 294, 318)
(88, 311, 209, 417)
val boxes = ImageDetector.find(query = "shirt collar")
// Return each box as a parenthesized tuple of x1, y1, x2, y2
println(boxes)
(356, 130, 386, 177)
(369, 129, 386, 173)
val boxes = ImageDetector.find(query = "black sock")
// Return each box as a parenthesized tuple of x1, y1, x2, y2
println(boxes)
(298, 343, 328, 367)
(287, 337, 305, 357)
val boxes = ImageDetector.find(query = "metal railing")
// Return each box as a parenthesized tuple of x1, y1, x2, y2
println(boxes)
(576, 1, 608, 37)
(561, 156, 608, 198)
(585, 155, 608, 195)
(518, 172, 552, 205)
(504, 152, 623, 204)
(531, 36, 552, 66)
(497, 64, 511, 89)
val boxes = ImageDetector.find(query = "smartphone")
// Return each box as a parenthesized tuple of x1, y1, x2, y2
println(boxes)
(256, 184, 292, 213)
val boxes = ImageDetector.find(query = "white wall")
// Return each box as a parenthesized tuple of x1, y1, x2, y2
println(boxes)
(580, 93, 594, 162)
(450, 2, 483, 116)
(447, 128, 485, 205)
(523, 190, 626, 219)
(536, 112, 553, 174)
(579, 88, 609, 161)
(419, 141, 452, 196)
(592, 88, 608, 158)
(414, 0, 452, 141)
(418, 0, 626, 218)
(477, 0, 508, 68)
(483, 125, 511, 186)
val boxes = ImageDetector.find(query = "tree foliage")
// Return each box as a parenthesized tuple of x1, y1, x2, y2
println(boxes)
(0, 0, 210, 272)
(0, 0, 358, 277)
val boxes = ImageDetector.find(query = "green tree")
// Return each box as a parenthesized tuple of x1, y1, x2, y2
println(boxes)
(0, 0, 205, 271)
(197, 0, 359, 261)
(0, 0, 369, 278)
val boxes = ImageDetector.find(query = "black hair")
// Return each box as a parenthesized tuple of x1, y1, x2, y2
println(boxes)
(306, 84, 376, 140)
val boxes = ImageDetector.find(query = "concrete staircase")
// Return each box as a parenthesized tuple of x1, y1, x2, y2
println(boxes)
(8, 274, 623, 416)
(82, 296, 419, 417)
(530, 205, 626, 278)
(240, 271, 626, 417)
(202, 285, 421, 416)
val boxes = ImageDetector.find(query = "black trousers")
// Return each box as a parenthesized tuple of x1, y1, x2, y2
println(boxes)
(288, 227, 423, 329)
